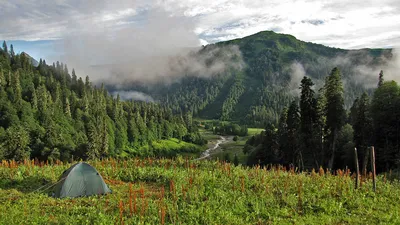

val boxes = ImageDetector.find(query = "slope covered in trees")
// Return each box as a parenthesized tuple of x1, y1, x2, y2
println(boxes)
(245, 67, 400, 172)
(137, 31, 391, 126)
(0, 41, 205, 162)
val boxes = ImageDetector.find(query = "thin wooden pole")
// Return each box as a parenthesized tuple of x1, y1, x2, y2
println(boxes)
(370, 146, 376, 192)
(354, 148, 360, 189)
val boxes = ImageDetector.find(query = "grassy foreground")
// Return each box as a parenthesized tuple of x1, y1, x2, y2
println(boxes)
(1, 159, 400, 225)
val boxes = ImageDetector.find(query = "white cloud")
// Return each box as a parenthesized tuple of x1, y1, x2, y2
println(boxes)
(112, 91, 154, 102)
(101, 8, 137, 22)
(1, 0, 399, 49)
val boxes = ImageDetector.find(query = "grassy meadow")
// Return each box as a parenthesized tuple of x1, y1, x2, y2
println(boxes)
(1, 158, 400, 224)
(120, 138, 204, 158)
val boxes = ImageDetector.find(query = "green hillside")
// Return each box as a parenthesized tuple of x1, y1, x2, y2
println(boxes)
(0, 41, 205, 162)
(148, 31, 391, 126)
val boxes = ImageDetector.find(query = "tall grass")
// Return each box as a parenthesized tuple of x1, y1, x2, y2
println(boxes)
(1, 158, 400, 224)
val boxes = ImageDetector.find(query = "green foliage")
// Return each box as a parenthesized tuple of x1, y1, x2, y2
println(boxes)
(299, 76, 318, 169)
(223, 152, 231, 162)
(137, 138, 203, 157)
(136, 31, 390, 127)
(0, 43, 204, 161)
(371, 80, 400, 171)
(233, 154, 239, 166)
(245, 67, 400, 172)
(245, 68, 348, 170)
(1, 126, 30, 160)
(214, 122, 248, 136)
(350, 92, 373, 173)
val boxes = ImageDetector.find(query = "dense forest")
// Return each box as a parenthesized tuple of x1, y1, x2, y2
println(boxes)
(244, 68, 399, 172)
(127, 31, 391, 127)
(0, 41, 205, 162)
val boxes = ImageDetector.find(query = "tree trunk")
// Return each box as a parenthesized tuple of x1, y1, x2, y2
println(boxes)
(320, 131, 325, 168)
(298, 151, 304, 171)
(328, 130, 337, 170)
(354, 148, 360, 189)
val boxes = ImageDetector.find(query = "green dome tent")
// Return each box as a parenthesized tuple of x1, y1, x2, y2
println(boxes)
(53, 162, 112, 198)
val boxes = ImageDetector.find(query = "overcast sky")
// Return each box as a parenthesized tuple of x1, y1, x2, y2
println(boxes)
(1, 0, 400, 61)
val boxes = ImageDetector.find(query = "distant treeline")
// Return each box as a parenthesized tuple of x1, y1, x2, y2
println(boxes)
(0, 42, 205, 162)
(245, 68, 398, 173)
(201, 120, 248, 136)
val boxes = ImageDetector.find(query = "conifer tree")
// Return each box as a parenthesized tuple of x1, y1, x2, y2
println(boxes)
(324, 68, 345, 170)
(233, 154, 239, 166)
(314, 88, 327, 166)
(299, 76, 318, 169)
(87, 121, 99, 160)
(10, 44, 15, 59)
(3, 126, 30, 160)
(99, 120, 109, 158)
(12, 71, 22, 103)
(286, 101, 301, 166)
(351, 92, 373, 174)
(31, 87, 38, 110)
(64, 97, 71, 117)
(2, 41, 8, 55)
(7, 71, 11, 87)
(0, 70, 4, 87)
(277, 108, 288, 164)
(378, 70, 384, 87)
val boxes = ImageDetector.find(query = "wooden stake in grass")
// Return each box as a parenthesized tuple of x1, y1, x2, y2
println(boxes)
(370, 146, 376, 192)
(354, 148, 360, 189)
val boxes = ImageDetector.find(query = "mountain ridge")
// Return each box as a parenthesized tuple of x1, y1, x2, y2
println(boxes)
(137, 30, 392, 126)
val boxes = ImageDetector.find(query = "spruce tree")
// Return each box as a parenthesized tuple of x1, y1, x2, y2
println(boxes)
(314, 88, 327, 166)
(378, 70, 384, 87)
(299, 76, 318, 169)
(371, 81, 400, 171)
(0, 69, 4, 87)
(233, 154, 239, 166)
(87, 121, 99, 160)
(324, 68, 345, 170)
(12, 71, 22, 103)
(286, 101, 301, 166)
(277, 108, 289, 164)
(64, 97, 71, 117)
(99, 120, 109, 158)
(2, 41, 8, 54)
(31, 87, 38, 110)
(351, 92, 373, 174)
(3, 126, 30, 161)
(10, 44, 15, 59)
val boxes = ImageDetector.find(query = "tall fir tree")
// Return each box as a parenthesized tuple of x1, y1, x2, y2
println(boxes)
(324, 67, 345, 170)
(299, 76, 318, 169)
(378, 70, 384, 87)
(0, 69, 5, 87)
(2, 41, 8, 55)
(286, 101, 301, 167)
(351, 92, 373, 175)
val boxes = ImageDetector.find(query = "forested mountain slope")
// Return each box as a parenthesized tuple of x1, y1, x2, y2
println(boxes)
(143, 31, 392, 126)
(0, 41, 204, 162)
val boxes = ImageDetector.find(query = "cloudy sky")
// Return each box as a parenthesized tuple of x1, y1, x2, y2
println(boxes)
(1, 0, 400, 62)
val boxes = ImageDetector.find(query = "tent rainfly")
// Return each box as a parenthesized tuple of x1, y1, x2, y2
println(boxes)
(53, 162, 111, 198)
